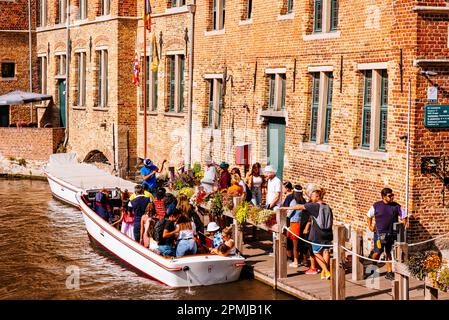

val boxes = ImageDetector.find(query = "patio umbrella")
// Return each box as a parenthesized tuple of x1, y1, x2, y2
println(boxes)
(0, 90, 52, 106)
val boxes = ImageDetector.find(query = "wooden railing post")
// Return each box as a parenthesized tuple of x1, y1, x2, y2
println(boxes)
(351, 229, 364, 281)
(392, 223, 409, 301)
(276, 209, 287, 279)
(233, 218, 243, 253)
(331, 225, 346, 300)
(424, 284, 439, 300)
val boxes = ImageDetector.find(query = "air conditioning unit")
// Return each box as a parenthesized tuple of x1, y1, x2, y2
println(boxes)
(235, 143, 251, 165)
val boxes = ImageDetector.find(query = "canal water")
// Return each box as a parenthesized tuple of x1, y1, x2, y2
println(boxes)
(0, 179, 294, 300)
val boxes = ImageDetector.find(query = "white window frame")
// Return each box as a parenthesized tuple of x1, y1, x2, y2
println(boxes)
(166, 53, 185, 113)
(58, 0, 66, 24)
(141, 54, 159, 112)
(101, 0, 111, 16)
(171, 0, 186, 7)
(314, 0, 338, 34)
(265, 68, 286, 111)
(75, 51, 87, 107)
(308, 67, 334, 145)
(96, 49, 108, 108)
(39, 0, 47, 27)
(358, 65, 388, 152)
(78, 0, 88, 20)
(37, 55, 47, 94)
(212, 0, 225, 31)
(205, 74, 224, 129)
(55, 53, 67, 77)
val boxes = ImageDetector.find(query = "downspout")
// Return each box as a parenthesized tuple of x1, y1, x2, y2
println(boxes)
(28, 0, 33, 121)
(405, 78, 411, 242)
(63, 0, 70, 147)
(186, 0, 196, 168)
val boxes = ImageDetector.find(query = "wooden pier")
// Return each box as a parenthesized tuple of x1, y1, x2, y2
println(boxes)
(222, 209, 449, 300)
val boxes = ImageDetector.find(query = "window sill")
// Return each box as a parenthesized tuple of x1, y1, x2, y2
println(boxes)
(260, 110, 287, 118)
(303, 31, 341, 41)
(164, 6, 189, 15)
(74, 18, 89, 26)
(95, 15, 112, 22)
(0, 77, 16, 81)
(301, 143, 331, 153)
(277, 13, 294, 21)
(349, 148, 388, 161)
(92, 107, 109, 111)
(55, 75, 66, 79)
(239, 19, 253, 26)
(164, 112, 185, 118)
(204, 29, 225, 37)
(139, 111, 158, 116)
(72, 106, 86, 110)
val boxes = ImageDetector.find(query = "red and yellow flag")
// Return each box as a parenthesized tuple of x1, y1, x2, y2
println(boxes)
(144, 0, 152, 31)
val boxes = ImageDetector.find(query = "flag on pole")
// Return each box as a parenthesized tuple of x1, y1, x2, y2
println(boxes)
(145, 0, 152, 31)
(151, 31, 159, 72)
(133, 50, 140, 86)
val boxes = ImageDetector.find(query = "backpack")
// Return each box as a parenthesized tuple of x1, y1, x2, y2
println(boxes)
(152, 218, 166, 243)
(314, 203, 333, 231)
(244, 183, 253, 203)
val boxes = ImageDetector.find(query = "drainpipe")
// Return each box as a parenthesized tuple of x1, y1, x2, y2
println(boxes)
(63, 0, 70, 147)
(405, 78, 411, 241)
(28, 0, 33, 122)
(186, 0, 196, 169)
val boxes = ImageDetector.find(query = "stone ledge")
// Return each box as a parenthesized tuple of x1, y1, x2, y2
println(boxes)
(204, 29, 225, 37)
(277, 13, 294, 21)
(301, 143, 332, 153)
(163, 112, 185, 118)
(239, 19, 253, 26)
(348, 148, 388, 161)
(303, 31, 341, 41)
(413, 6, 449, 14)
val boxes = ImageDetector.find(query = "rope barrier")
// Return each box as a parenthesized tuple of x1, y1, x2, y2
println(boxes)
(283, 226, 334, 247)
(340, 245, 395, 263)
(407, 232, 449, 247)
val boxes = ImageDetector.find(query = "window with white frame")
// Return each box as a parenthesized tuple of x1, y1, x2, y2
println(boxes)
(266, 71, 286, 111)
(58, 0, 66, 24)
(75, 52, 87, 107)
(314, 0, 338, 33)
(361, 69, 388, 151)
(101, 0, 110, 16)
(37, 56, 47, 94)
(78, 0, 88, 20)
(207, 77, 223, 129)
(171, 0, 186, 7)
(212, 0, 225, 30)
(286, 0, 294, 14)
(246, 0, 252, 19)
(56, 54, 67, 76)
(96, 49, 108, 108)
(309, 71, 333, 144)
(142, 55, 158, 112)
(166, 54, 185, 113)
(39, 0, 47, 27)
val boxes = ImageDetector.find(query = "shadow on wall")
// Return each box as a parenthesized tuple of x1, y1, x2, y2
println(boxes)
(407, 217, 440, 254)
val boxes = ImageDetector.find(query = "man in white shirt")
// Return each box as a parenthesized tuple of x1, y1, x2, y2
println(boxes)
(265, 165, 282, 210)
(201, 157, 217, 193)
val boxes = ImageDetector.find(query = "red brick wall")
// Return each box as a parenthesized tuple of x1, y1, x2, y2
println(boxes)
(0, 127, 65, 160)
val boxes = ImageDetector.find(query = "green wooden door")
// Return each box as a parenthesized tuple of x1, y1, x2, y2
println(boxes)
(59, 80, 66, 128)
(0, 106, 9, 127)
(267, 117, 286, 179)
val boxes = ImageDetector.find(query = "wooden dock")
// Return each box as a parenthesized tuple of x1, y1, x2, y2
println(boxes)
(241, 239, 449, 300)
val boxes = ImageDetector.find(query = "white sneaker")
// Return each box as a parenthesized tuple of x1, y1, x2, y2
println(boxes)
(289, 262, 299, 268)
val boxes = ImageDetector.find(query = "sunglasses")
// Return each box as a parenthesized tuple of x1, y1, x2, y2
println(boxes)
(386, 194, 394, 198)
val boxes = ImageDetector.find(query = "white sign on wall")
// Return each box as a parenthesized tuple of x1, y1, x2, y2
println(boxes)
(428, 86, 438, 103)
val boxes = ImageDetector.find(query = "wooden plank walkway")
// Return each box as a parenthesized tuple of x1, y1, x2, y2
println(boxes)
(242, 239, 449, 300)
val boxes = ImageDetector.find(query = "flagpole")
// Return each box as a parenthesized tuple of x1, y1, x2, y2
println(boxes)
(143, 13, 148, 159)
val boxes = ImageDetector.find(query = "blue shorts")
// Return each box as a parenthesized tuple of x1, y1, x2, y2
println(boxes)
(373, 232, 394, 255)
(158, 244, 175, 257)
(312, 244, 324, 254)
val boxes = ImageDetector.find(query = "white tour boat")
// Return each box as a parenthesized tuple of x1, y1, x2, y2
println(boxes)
(44, 153, 245, 287)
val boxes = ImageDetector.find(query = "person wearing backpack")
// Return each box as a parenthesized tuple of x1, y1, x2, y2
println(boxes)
(282, 188, 333, 280)
(154, 209, 181, 257)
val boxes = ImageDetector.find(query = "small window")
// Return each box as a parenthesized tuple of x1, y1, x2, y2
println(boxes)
(101, 0, 110, 16)
(78, 0, 88, 20)
(39, 0, 47, 27)
(266, 72, 286, 111)
(309, 71, 333, 144)
(171, 0, 186, 7)
(1, 62, 15, 79)
(287, 0, 294, 14)
(212, 0, 225, 30)
(314, 0, 338, 33)
(166, 54, 185, 113)
(207, 78, 223, 129)
(56, 55, 67, 76)
(361, 70, 372, 149)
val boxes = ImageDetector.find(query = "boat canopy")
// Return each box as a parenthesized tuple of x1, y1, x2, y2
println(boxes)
(45, 153, 136, 191)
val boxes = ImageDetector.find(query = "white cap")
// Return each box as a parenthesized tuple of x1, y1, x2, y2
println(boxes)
(206, 222, 220, 232)
(264, 165, 276, 174)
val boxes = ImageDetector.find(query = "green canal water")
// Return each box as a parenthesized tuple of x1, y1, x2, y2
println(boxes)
(0, 179, 294, 300)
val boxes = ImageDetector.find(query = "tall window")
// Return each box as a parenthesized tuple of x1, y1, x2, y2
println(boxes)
(144, 55, 158, 112)
(361, 69, 388, 151)
(58, 0, 66, 24)
(287, 0, 294, 14)
(96, 50, 108, 108)
(39, 0, 47, 27)
(309, 71, 333, 144)
(247, 0, 252, 19)
(167, 55, 185, 113)
(56, 54, 67, 76)
(212, 0, 225, 30)
(79, 0, 88, 20)
(37, 56, 47, 94)
(314, 0, 338, 33)
(207, 78, 223, 129)
(75, 52, 87, 107)
(101, 0, 110, 16)
(267, 72, 286, 111)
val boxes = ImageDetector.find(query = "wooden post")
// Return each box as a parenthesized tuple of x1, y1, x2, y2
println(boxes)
(330, 258, 337, 300)
(351, 230, 364, 281)
(394, 242, 409, 300)
(392, 280, 400, 300)
(276, 209, 287, 279)
(331, 225, 346, 300)
(233, 218, 243, 253)
(424, 285, 439, 300)
(168, 166, 175, 181)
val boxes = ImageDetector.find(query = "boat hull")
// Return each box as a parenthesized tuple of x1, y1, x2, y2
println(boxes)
(45, 172, 82, 207)
(76, 193, 245, 288)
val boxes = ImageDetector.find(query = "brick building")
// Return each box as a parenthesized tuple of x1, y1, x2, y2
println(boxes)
(29, 0, 449, 241)
(0, 0, 38, 126)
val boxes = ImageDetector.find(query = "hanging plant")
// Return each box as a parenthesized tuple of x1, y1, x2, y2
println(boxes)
(178, 187, 195, 199)
(436, 266, 449, 292)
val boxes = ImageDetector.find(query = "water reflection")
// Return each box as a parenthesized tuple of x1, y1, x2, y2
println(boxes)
(0, 179, 294, 300)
